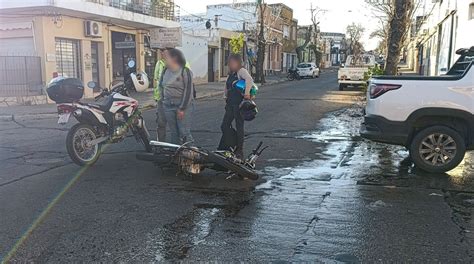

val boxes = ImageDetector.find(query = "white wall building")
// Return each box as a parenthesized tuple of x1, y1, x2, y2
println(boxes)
(415, 0, 474, 76)
(178, 34, 208, 84)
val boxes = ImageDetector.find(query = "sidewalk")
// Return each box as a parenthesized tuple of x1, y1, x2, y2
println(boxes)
(0, 77, 287, 121)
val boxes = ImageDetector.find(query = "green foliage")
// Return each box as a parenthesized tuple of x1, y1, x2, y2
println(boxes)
(229, 34, 245, 55)
(362, 64, 385, 92)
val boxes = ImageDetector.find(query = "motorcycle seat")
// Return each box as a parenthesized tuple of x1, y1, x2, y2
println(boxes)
(89, 96, 114, 111)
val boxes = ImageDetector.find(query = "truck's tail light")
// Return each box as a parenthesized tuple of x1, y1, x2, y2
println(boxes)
(369, 83, 401, 99)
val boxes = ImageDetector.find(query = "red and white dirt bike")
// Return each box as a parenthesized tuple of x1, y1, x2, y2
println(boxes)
(47, 60, 151, 166)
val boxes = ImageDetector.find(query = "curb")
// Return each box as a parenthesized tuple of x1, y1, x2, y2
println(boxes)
(2, 83, 283, 119)
(258, 79, 288, 87)
(0, 114, 13, 122)
(139, 91, 224, 112)
(15, 113, 58, 119)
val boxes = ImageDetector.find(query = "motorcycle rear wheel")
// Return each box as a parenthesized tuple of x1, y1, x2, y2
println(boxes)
(66, 123, 102, 166)
(207, 152, 259, 180)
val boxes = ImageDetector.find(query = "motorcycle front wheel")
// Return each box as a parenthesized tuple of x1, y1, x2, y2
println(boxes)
(287, 74, 295, 81)
(136, 123, 152, 152)
(66, 123, 102, 166)
(207, 152, 259, 180)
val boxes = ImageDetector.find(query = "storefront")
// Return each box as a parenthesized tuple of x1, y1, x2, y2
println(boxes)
(111, 31, 136, 82)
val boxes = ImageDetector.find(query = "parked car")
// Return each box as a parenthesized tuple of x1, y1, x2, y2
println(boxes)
(338, 54, 376, 90)
(296, 62, 320, 78)
(360, 47, 474, 173)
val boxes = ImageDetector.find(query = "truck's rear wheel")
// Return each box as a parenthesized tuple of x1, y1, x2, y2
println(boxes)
(339, 83, 346, 91)
(409, 126, 466, 173)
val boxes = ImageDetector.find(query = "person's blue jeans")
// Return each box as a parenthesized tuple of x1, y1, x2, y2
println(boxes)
(163, 101, 194, 145)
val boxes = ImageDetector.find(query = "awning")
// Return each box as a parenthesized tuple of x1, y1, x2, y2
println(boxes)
(0, 22, 33, 31)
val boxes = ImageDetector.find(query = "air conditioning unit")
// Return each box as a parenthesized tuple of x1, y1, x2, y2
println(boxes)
(84, 21, 102, 38)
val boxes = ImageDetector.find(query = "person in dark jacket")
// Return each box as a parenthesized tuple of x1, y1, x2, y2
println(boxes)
(160, 48, 194, 144)
(220, 54, 254, 159)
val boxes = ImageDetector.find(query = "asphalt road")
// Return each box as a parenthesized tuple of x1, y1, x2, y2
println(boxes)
(1, 71, 473, 262)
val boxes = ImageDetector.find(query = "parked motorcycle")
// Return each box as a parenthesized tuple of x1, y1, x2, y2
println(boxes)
(287, 68, 301, 81)
(47, 60, 151, 166)
(136, 141, 268, 180)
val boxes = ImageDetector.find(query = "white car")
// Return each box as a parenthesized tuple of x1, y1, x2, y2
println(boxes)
(296, 62, 320, 78)
(360, 47, 474, 173)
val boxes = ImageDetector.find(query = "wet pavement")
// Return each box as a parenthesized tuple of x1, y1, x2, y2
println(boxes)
(1, 72, 473, 262)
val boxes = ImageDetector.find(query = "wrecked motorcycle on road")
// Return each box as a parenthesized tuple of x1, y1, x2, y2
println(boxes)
(136, 141, 267, 180)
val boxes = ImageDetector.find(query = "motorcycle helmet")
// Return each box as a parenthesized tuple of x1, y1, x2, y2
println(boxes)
(239, 100, 258, 121)
(130, 70, 149, 92)
(232, 79, 258, 97)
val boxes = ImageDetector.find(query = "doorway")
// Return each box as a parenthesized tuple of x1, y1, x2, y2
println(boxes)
(90, 41, 101, 92)
(208, 48, 216, 82)
(111, 31, 136, 81)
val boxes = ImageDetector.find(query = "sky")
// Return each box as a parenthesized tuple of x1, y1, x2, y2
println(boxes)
(174, 0, 380, 50)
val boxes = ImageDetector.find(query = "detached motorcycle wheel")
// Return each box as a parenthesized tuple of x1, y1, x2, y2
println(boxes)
(66, 123, 102, 166)
(207, 152, 259, 180)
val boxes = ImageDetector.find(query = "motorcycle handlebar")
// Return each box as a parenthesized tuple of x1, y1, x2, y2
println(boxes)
(94, 90, 110, 100)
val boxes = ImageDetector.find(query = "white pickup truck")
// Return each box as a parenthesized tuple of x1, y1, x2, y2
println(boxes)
(338, 54, 376, 90)
(360, 47, 474, 173)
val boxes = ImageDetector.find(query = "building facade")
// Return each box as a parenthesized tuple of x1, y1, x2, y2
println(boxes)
(0, 0, 177, 100)
(408, 0, 474, 76)
(180, 27, 239, 81)
(269, 4, 298, 73)
(320, 32, 346, 66)
(181, 2, 298, 76)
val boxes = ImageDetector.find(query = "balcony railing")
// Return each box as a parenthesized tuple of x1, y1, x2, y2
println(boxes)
(87, 0, 175, 21)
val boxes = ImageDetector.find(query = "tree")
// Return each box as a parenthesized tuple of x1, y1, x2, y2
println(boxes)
(346, 23, 365, 58)
(252, 0, 283, 82)
(296, 26, 312, 63)
(384, 0, 414, 75)
(309, 3, 326, 65)
(370, 28, 387, 55)
(229, 33, 245, 55)
(367, 0, 418, 75)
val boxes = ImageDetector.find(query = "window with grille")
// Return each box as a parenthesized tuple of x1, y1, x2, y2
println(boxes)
(55, 38, 81, 78)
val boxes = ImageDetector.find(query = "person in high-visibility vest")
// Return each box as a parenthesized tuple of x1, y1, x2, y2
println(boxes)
(154, 49, 168, 141)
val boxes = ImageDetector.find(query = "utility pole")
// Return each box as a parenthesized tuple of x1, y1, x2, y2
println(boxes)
(242, 22, 247, 67)
(256, 0, 266, 83)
